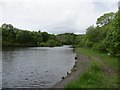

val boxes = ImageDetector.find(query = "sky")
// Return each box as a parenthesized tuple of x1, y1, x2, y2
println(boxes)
(0, 0, 119, 34)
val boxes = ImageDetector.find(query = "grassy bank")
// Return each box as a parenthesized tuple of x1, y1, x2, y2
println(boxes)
(65, 48, 119, 88)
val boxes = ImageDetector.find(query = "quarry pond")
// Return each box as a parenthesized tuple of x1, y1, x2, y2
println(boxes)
(2, 46, 75, 88)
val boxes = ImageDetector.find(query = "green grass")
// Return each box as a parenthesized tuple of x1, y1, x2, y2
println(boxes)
(65, 48, 119, 89)
(76, 48, 118, 70)
(65, 60, 103, 88)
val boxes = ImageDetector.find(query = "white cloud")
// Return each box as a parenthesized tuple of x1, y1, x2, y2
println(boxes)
(0, 0, 119, 34)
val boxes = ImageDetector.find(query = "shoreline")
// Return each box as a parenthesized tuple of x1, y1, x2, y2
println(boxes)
(51, 51, 91, 88)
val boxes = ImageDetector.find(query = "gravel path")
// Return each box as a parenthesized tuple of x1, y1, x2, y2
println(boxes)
(51, 53, 91, 88)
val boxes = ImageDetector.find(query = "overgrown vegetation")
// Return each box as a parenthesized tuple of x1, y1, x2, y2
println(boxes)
(65, 48, 119, 88)
(77, 11, 120, 57)
(64, 10, 119, 88)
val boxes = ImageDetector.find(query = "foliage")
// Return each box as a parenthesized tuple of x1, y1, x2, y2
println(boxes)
(96, 12, 115, 27)
(1, 10, 119, 56)
(16, 30, 33, 43)
(102, 11, 120, 56)
(41, 32, 49, 42)
(1, 24, 78, 47)
(65, 48, 118, 88)
(65, 60, 103, 88)
(78, 11, 120, 57)
(57, 33, 77, 45)
(77, 48, 118, 70)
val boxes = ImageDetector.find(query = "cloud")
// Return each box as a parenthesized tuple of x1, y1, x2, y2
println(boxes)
(92, 1, 118, 12)
(0, 0, 119, 34)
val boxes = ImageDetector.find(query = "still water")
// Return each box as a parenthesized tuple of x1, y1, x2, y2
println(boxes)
(2, 46, 75, 88)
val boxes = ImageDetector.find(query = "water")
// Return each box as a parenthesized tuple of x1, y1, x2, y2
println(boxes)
(2, 46, 75, 88)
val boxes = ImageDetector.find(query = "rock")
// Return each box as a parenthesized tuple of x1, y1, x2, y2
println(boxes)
(67, 72, 69, 75)
(75, 56, 77, 60)
(75, 60, 77, 64)
(62, 77, 65, 79)
(73, 65, 76, 67)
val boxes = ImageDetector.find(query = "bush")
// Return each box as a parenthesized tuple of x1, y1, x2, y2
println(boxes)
(45, 40, 57, 47)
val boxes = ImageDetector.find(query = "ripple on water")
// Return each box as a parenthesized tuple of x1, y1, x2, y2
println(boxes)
(2, 46, 75, 88)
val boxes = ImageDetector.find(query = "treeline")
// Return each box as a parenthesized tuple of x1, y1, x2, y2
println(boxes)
(77, 11, 120, 57)
(0, 24, 78, 47)
(0, 10, 119, 56)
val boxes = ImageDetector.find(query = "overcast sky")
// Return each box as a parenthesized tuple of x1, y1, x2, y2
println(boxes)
(0, 0, 119, 34)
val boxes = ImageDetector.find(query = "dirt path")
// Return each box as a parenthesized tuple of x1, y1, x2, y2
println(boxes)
(51, 53, 91, 88)
(51, 49, 118, 89)
(92, 57, 116, 74)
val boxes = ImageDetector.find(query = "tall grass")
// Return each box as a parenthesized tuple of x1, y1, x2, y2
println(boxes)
(65, 61, 103, 88)
(76, 48, 118, 70)
(65, 48, 119, 89)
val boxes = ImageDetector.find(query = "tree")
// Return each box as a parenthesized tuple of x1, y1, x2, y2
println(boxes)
(103, 11, 120, 56)
(86, 26, 99, 42)
(41, 32, 49, 42)
(31, 31, 43, 45)
(96, 12, 115, 27)
(2, 24, 16, 42)
(16, 30, 33, 44)
(46, 39, 57, 47)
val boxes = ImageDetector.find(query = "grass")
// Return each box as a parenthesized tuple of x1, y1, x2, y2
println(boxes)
(76, 48, 118, 70)
(65, 60, 103, 88)
(65, 48, 119, 89)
